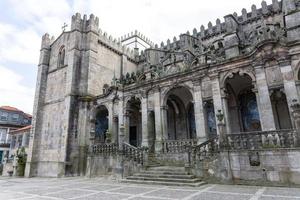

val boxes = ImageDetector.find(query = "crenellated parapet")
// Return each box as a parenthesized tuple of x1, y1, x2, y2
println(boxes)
(71, 13, 99, 32)
(129, 0, 300, 86)
(97, 30, 136, 60)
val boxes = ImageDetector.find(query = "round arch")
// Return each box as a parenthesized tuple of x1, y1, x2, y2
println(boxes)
(224, 72, 261, 133)
(162, 85, 194, 107)
(162, 86, 195, 140)
(94, 105, 109, 143)
(220, 69, 256, 89)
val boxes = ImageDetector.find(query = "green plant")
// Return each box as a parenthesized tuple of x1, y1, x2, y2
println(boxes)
(262, 143, 280, 149)
(16, 147, 27, 176)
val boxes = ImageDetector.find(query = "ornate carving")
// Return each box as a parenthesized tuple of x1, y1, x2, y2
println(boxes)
(242, 22, 286, 54)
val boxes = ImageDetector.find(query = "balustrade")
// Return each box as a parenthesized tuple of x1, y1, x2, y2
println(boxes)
(226, 129, 297, 150)
(162, 139, 197, 153)
(191, 136, 219, 165)
(122, 143, 144, 164)
(92, 143, 118, 155)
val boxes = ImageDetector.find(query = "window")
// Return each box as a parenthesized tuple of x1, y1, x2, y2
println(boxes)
(25, 133, 30, 146)
(58, 46, 65, 68)
(17, 135, 22, 148)
(12, 114, 19, 121)
(11, 136, 16, 148)
(0, 128, 7, 143)
(0, 112, 8, 121)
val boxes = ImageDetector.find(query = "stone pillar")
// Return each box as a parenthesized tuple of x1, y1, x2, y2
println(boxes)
(192, 80, 206, 143)
(118, 98, 125, 148)
(124, 111, 130, 144)
(254, 65, 276, 130)
(153, 89, 163, 151)
(112, 115, 119, 144)
(108, 103, 114, 142)
(291, 102, 300, 147)
(221, 90, 231, 135)
(211, 75, 229, 135)
(141, 96, 149, 147)
(279, 60, 299, 127)
(161, 106, 168, 140)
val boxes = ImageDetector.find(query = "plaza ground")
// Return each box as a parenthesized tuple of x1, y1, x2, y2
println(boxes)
(0, 177, 299, 200)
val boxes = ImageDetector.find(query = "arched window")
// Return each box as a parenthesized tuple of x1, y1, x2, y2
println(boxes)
(58, 46, 65, 68)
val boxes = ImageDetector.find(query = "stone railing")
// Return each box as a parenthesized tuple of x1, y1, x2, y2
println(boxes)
(92, 143, 118, 155)
(226, 129, 298, 150)
(122, 142, 144, 165)
(191, 136, 219, 165)
(162, 139, 198, 153)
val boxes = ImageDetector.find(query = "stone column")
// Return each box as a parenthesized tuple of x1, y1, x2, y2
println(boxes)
(153, 89, 163, 151)
(221, 89, 231, 135)
(107, 103, 114, 142)
(161, 106, 168, 140)
(211, 75, 229, 135)
(192, 80, 206, 143)
(141, 96, 149, 147)
(118, 98, 125, 148)
(291, 102, 300, 147)
(279, 60, 299, 127)
(254, 65, 276, 130)
(124, 111, 130, 144)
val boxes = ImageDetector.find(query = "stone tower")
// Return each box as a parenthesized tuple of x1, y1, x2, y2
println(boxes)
(25, 13, 138, 177)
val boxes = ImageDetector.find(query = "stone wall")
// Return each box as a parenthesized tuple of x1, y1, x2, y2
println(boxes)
(197, 149, 300, 186)
(86, 154, 142, 179)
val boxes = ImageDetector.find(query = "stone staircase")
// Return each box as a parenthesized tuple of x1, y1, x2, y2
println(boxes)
(122, 166, 205, 187)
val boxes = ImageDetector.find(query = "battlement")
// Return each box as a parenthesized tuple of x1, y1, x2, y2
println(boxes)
(153, 0, 299, 52)
(97, 30, 140, 60)
(71, 13, 99, 32)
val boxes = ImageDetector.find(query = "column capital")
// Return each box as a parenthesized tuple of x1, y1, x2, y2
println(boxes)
(278, 59, 291, 67)
(192, 79, 201, 86)
(151, 86, 160, 93)
(161, 105, 168, 110)
(208, 72, 219, 80)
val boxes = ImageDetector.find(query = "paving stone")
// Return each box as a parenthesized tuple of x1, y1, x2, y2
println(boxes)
(0, 192, 32, 200)
(259, 196, 300, 200)
(71, 192, 130, 200)
(43, 189, 97, 199)
(189, 192, 252, 200)
(209, 184, 260, 194)
(129, 197, 167, 200)
(108, 186, 157, 194)
(263, 187, 300, 197)
(144, 188, 198, 199)
(83, 184, 122, 191)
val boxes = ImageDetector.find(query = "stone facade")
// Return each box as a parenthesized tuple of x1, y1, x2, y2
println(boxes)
(26, 0, 300, 184)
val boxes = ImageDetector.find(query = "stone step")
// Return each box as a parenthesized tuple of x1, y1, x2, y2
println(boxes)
(140, 170, 189, 175)
(121, 179, 206, 187)
(132, 173, 195, 179)
(146, 166, 186, 172)
(126, 176, 201, 183)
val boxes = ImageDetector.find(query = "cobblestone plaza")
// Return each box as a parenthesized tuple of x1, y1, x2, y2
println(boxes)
(0, 177, 300, 200)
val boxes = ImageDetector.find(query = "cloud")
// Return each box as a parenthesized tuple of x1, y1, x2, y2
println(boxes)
(0, 65, 35, 114)
(0, 23, 41, 64)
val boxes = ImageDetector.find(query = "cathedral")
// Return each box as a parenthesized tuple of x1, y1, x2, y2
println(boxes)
(25, 0, 300, 185)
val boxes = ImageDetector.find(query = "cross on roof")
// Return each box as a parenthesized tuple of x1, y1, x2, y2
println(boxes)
(62, 23, 68, 32)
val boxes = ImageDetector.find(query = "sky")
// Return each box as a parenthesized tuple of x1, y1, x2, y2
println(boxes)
(0, 0, 272, 114)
